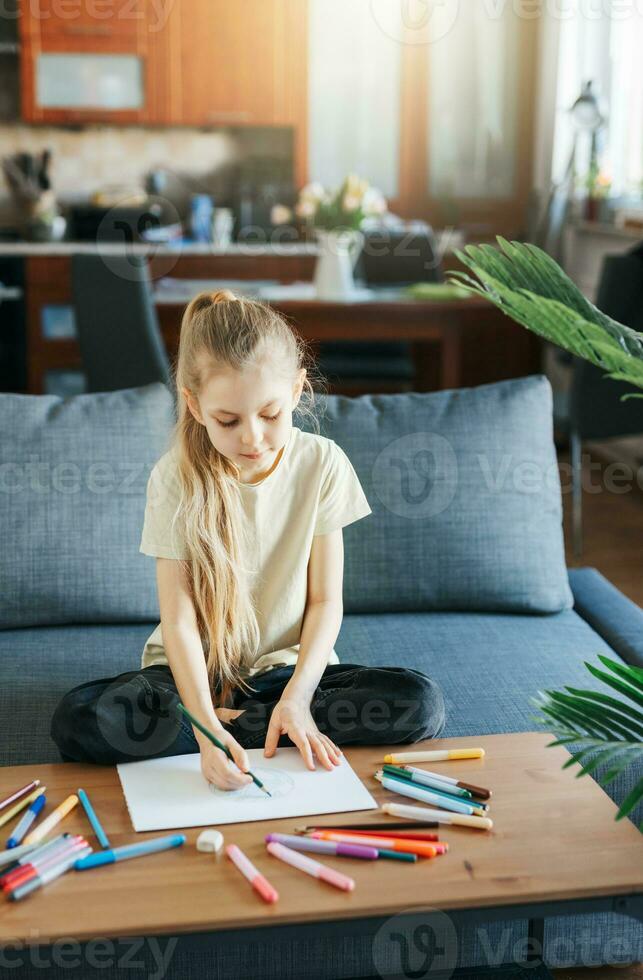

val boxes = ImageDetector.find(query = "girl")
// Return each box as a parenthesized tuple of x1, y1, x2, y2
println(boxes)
(51, 290, 445, 790)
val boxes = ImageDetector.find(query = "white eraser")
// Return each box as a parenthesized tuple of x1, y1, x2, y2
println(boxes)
(196, 829, 224, 854)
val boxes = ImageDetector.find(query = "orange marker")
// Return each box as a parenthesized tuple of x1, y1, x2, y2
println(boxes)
(311, 830, 439, 858)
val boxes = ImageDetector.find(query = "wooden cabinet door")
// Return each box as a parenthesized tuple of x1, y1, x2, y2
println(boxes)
(174, 0, 306, 128)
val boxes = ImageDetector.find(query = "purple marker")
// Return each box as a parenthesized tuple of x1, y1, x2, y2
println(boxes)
(265, 833, 378, 860)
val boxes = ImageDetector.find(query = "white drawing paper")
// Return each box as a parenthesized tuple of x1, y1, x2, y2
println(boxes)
(117, 748, 378, 832)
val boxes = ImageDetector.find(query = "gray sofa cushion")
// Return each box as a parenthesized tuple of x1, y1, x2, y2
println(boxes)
(0, 383, 175, 628)
(310, 375, 573, 613)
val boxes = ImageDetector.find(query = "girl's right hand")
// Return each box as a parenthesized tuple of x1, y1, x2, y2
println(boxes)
(198, 733, 253, 792)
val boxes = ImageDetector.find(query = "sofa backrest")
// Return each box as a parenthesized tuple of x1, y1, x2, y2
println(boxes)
(308, 374, 572, 614)
(0, 384, 175, 628)
(0, 374, 572, 629)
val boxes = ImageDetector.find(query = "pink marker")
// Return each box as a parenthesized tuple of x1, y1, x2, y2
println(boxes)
(266, 841, 355, 892)
(225, 844, 279, 904)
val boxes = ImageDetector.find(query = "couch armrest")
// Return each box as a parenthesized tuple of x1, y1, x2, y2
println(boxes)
(568, 567, 643, 668)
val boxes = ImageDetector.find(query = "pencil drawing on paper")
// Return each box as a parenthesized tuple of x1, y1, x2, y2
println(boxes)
(207, 767, 295, 800)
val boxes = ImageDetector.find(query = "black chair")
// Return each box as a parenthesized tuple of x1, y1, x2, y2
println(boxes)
(71, 253, 171, 394)
(555, 243, 643, 555)
(317, 229, 441, 394)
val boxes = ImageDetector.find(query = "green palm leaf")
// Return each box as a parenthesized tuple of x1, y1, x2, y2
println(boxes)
(529, 657, 643, 829)
(448, 238, 643, 394)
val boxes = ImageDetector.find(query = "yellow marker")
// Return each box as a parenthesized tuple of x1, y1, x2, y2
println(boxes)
(23, 794, 78, 844)
(0, 787, 46, 830)
(384, 748, 485, 764)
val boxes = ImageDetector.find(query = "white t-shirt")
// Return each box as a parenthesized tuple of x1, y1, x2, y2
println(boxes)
(139, 425, 372, 677)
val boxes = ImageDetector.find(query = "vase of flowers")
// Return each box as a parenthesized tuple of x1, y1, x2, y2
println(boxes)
(294, 175, 387, 300)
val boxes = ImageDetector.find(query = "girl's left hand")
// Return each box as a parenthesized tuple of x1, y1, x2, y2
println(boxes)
(264, 697, 343, 771)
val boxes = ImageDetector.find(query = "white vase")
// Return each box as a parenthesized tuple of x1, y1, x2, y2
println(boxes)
(313, 228, 364, 300)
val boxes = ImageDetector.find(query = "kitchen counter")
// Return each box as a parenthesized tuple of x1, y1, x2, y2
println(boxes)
(0, 241, 319, 257)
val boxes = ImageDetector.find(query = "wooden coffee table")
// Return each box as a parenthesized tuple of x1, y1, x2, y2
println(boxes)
(0, 733, 641, 979)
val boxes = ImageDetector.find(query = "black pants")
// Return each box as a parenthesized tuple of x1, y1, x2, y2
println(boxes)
(50, 663, 446, 764)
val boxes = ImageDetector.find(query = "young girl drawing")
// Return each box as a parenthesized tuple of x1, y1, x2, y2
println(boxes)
(51, 290, 445, 790)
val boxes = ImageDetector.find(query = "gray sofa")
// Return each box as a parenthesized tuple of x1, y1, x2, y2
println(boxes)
(1, 375, 642, 978)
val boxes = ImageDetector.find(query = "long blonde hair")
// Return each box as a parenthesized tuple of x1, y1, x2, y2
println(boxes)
(171, 289, 321, 706)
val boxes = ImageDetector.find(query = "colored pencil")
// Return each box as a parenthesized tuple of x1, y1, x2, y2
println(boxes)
(178, 703, 271, 797)
(293, 821, 440, 833)
(309, 827, 441, 843)
(0, 787, 45, 830)
(267, 841, 355, 892)
(0, 780, 40, 813)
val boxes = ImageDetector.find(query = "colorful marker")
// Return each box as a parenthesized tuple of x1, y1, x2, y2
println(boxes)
(78, 789, 110, 849)
(226, 844, 278, 904)
(0, 834, 69, 881)
(23, 794, 78, 845)
(376, 772, 485, 816)
(0, 787, 46, 830)
(382, 801, 493, 831)
(4, 837, 87, 893)
(384, 747, 485, 764)
(383, 764, 473, 798)
(267, 841, 355, 892)
(310, 830, 439, 858)
(380, 767, 489, 811)
(8, 845, 93, 902)
(74, 834, 185, 870)
(394, 764, 491, 800)
(6, 794, 46, 849)
(0, 780, 40, 814)
(0, 840, 45, 870)
(265, 833, 378, 860)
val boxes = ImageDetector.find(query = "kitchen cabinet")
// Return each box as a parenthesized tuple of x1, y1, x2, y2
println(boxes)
(19, 0, 164, 123)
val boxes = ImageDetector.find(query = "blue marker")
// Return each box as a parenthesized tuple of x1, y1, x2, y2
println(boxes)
(74, 834, 186, 870)
(6, 794, 46, 849)
(78, 788, 110, 849)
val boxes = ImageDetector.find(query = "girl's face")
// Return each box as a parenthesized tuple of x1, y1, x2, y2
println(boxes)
(184, 360, 306, 482)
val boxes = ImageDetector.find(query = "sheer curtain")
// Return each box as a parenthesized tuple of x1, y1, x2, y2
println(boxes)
(427, 1, 521, 199)
(307, 0, 401, 197)
(551, 0, 643, 194)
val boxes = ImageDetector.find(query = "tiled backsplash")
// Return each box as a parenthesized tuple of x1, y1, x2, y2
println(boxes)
(0, 123, 293, 228)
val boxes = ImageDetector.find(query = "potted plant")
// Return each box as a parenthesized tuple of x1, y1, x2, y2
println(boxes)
(449, 238, 643, 828)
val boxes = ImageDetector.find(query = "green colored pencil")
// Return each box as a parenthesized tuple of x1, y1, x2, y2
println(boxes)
(177, 703, 271, 797)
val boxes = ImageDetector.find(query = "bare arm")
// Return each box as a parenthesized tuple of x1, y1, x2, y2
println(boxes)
(263, 528, 345, 769)
(156, 557, 252, 789)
